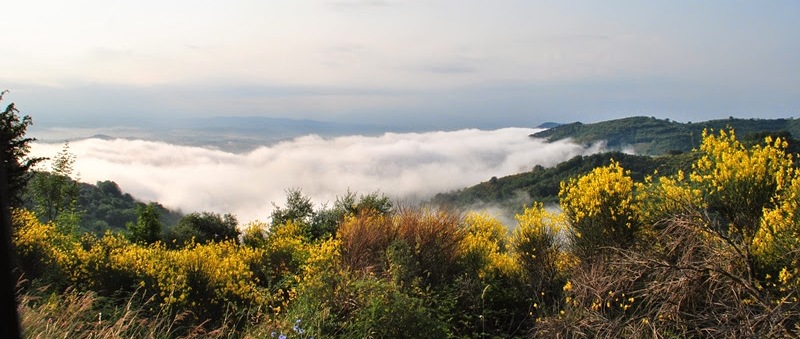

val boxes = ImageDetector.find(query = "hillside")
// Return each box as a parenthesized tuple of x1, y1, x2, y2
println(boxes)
(432, 151, 697, 212)
(24, 173, 182, 234)
(77, 179, 183, 233)
(532, 116, 800, 155)
(435, 116, 800, 213)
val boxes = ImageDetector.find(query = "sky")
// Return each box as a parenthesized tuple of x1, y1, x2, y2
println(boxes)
(3, 0, 800, 129)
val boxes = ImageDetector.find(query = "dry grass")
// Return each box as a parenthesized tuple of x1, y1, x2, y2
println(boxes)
(338, 210, 395, 275)
(338, 206, 464, 286)
(16, 280, 229, 339)
(393, 206, 464, 285)
(534, 212, 800, 338)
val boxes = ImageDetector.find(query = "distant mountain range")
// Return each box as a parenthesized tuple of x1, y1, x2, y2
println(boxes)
(32, 116, 400, 152)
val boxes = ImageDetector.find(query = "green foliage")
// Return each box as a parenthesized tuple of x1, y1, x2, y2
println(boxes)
(127, 202, 163, 244)
(433, 151, 687, 214)
(77, 180, 137, 232)
(341, 278, 448, 338)
(272, 188, 393, 242)
(0, 90, 43, 208)
(271, 188, 315, 228)
(534, 117, 690, 155)
(169, 212, 239, 245)
(533, 115, 800, 156)
(26, 176, 181, 235)
(80, 180, 182, 234)
(28, 143, 82, 231)
(335, 190, 393, 216)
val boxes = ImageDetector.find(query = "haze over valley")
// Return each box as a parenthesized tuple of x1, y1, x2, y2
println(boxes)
(28, 127, 605, 223)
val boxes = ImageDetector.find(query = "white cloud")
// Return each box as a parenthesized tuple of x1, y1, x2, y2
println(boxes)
(30, 129, 601, 223)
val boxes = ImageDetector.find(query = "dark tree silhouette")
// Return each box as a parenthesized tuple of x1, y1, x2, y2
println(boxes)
(1, 90, 41, 339)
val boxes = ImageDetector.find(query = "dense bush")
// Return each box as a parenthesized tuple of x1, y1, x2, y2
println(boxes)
(560, 160, 640, 259)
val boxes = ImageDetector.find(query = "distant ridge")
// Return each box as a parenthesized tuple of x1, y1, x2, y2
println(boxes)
(88, 134, 115, 141)
(531, 116, 800, 156)
(434, 115, 800, 212)
(537, 122, 563, 129)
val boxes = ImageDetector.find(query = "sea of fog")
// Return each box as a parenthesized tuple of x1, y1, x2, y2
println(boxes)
(29, 128, 604, 223)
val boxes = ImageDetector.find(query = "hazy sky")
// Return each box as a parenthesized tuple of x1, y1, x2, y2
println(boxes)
(3, 1, 800, 129)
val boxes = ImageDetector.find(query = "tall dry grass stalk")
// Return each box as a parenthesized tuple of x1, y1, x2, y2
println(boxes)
(16, 281, 225, 339)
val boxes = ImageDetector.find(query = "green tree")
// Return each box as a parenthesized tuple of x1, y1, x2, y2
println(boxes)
(270, 188, 314, 228)
(0, 90, 39, 338)
(309, 190, 393, 241)
(126, 202, 163, 244)
(240, 221, 267, 248)
(0, 91, 43, 208)
(29, 142, 82, 234)
(171, 211, 239, 245)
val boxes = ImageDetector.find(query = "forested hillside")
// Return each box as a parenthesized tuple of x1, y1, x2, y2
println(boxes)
(533, 116, 800, 155)
(432, 151, 697, 211)
(23, 171, 182, 235)
(77, 180, 182, 233)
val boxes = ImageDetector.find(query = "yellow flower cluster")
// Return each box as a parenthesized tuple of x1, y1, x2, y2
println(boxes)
(104, 239, 271, 309)
(303, 238, 342, 279)
(586, 291, 635, 313)
(691, 129, 793, 238)
(13, 209, 273, 314)
(560, 160, 636, 225)
(691, 130, 792, 194)
(559, 160, 640, 254)
(461, 212, 518, 278)
(635, 170, 704, 224)
(13, 209, 84, 283)
(513, 203, 574, 272)
(262, 221, 310, 278)
(755, 170, 800, 265)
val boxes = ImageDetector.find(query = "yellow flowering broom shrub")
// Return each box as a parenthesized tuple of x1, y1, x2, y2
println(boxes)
(755, 168, 800, 263)
(635, 170, 703, 226)
(460, 212, 517, 279)
(754, 168, 800, 303)
(690, 129, 793, 249)
(13, 209, 83, 288)
(559, 160, 640, 258)
(14, 209, 275, 328)
(539, 129, 800, 337)
(513, 204, 569, 299)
